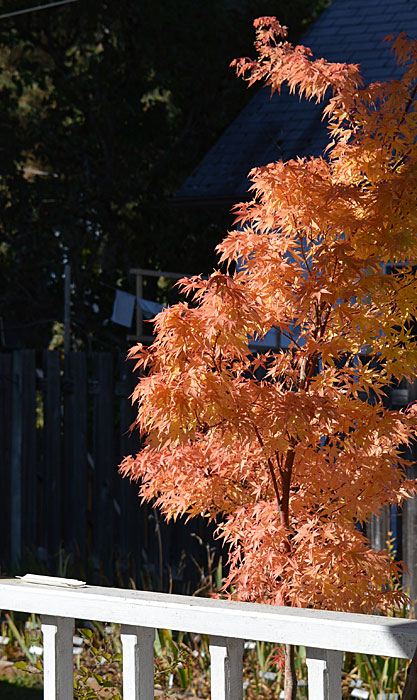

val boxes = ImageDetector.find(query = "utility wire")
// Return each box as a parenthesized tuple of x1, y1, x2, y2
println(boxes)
(0, 0, 78, 20)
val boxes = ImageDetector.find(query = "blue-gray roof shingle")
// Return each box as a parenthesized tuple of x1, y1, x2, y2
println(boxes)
(176, 0, 417, 205)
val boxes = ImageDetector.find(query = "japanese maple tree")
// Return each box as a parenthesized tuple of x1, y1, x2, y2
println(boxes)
(121, 18, 417, 699)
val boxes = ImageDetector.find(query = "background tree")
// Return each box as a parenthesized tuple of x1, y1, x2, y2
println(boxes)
(121, 18, 417, 699)
(0, 0, 326, 351)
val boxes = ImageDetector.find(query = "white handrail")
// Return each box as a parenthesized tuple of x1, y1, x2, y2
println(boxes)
(1, 578, 417, 699)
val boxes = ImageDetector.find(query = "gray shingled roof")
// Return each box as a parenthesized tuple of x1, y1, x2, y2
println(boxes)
(176, 0, 417, 205)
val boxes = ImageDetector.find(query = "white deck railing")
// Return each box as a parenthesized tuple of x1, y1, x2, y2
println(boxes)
(1, 577, 417, 700)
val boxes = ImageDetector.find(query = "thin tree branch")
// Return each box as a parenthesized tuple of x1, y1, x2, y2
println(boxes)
(252, 423, 282, 512)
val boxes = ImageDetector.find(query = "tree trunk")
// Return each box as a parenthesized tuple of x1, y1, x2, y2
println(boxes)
(402, 645, 417, 700)
(284, 643, 297, 700)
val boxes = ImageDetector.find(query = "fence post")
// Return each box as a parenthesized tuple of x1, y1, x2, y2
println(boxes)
(41, 615, 74, 700)
(305, 647, 343, 700)
(210, 636, 243, 700)
(120, 624, 154, 700)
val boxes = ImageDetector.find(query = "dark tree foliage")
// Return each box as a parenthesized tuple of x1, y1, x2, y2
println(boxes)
(0, 0, 327, 350)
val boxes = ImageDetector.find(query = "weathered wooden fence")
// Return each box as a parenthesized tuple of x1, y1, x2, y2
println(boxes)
(1, 349, 417, 597)
(0, 350, 214, 587)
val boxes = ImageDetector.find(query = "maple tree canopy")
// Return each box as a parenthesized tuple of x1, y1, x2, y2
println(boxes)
(121, 18, 417, 613)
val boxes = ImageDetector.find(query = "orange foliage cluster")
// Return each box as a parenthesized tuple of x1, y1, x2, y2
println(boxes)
(121, 19, 417, 613)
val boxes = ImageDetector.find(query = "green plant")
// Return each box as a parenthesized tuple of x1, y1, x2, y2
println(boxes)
(73, 626, 122, 700)
(4, 614, 39, 665)
(154, 628, 194, 693)
(352, 653, 406, 700)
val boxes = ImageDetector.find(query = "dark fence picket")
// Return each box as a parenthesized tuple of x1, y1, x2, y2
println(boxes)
(92, 352, 115, 580)
(367, 506, 391, 553)
(10, 351, 23, 563)
(42, 350, 62, 559)
(0, 354, 12, 566)
(403, 470, 417, 602)
(402, 378, 417, 604)
(3, 346, 414, 592)
(9, 350, 37, 563)
(118, 356, 144, 582)
(21, 350, 37, 556)
(63, 352, 88, 568)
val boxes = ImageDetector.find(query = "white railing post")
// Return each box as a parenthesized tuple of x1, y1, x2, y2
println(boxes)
(120, 624, 154, 700)
(41, 615, 74, 700)
(210, 635, 244, 700)
(306, 647, 343, 700)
